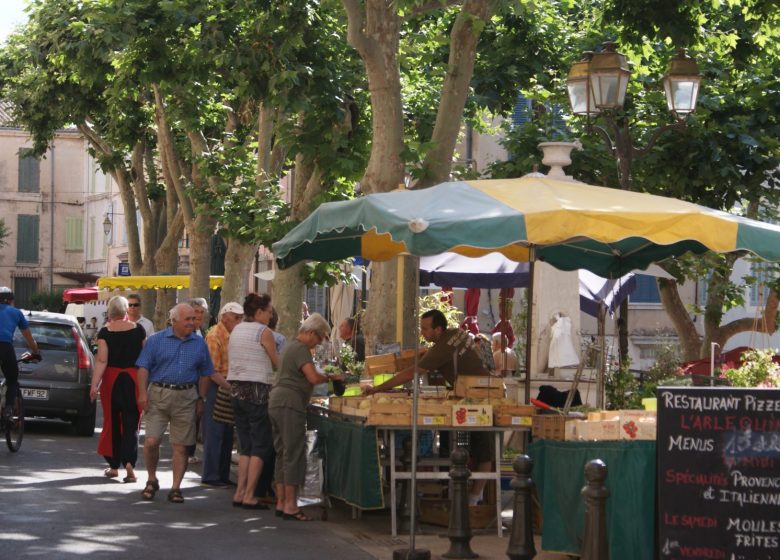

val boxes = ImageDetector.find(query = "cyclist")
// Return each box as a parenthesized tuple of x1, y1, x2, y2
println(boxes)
(0, 287, 40, 420)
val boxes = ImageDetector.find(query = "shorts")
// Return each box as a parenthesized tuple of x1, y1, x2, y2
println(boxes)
(143, 384, 198, 445)
(232, 398, 274, 460)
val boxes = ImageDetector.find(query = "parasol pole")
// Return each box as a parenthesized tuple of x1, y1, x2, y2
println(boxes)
(597, 302, 606, 408)
(407, 255, 425, 556)
(523, 258, 535, 404)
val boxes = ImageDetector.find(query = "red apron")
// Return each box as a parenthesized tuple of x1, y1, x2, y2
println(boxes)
(97, 366, 142, 458)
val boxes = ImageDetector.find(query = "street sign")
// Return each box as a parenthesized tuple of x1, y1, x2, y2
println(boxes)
(117, 262, 131, 276)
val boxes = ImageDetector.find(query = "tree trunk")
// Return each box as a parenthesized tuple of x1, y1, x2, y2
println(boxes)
(222, 240, 258, 303)
(273, 264, 306, 341)
(657, 278, 701, 362)
(416, 0, 491, 188)
(187, 218, 215, 300)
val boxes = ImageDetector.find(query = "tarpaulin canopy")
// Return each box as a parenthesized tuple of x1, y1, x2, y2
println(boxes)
(63, 286, 99, 303)
(273, 176, 780, 277)
(97, 275, 224, 290)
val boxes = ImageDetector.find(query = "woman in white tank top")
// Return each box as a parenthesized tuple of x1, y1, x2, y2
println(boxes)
(227, 293, 279, 509)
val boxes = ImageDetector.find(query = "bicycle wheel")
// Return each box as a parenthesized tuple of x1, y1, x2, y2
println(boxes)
(5, 389, 24, 452)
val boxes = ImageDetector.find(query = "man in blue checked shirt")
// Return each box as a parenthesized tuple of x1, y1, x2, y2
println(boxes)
(136, 303, 215, 503)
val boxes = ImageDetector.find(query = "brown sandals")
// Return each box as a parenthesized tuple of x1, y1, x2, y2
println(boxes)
(141, 480, 159, 500)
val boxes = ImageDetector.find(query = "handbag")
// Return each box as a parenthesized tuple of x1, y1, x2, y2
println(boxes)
(213, 386, 235, 425)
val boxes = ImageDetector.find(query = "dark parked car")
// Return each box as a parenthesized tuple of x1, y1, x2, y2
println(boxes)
(12, 310, 96, 436)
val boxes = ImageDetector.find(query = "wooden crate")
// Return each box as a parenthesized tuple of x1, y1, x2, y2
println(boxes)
(329, 397, 344, 413)
(364, 353, 397, 377)
(367, 411, 412, 425)
(340, 396, 370, 418)
(418, 499, 496, 529)
(395, 348, 419, 371)
(494, 403, 535, 427)
(532, 415, 573, 440)
(453, 375, 505, 399)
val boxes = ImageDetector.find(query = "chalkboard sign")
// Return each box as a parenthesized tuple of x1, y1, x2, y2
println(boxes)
(657, 387, 780, 560)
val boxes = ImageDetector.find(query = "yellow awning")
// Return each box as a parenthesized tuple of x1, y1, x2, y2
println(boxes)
(98, 275, 224, 290)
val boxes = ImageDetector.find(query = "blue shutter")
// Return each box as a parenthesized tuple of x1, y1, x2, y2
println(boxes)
(511, 94, 532, 128)
(17, 214, 40, 263)
(630, 275, 660, 303)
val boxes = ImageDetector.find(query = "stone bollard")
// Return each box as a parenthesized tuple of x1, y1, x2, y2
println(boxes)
(581, 459, 610, 560)
(506, 455, 536, 560)
(443, 447, 477, 559)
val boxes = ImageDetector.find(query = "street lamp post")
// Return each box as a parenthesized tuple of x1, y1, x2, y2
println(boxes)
(566, 41, 702, 368)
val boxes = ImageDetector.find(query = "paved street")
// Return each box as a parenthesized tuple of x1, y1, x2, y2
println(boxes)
(0, 412, 373, 560)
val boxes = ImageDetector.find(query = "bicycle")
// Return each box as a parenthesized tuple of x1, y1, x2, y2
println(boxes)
(0, 351, 40, 452)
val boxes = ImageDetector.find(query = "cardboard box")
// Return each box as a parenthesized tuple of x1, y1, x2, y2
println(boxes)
(532, 415, 578, 440)
(577, 419, 620, 441)
(565, 419, 582, 441)
(454, 375, 506, 399)
(619, 410, 657, 440)
(452, 404, 493, 427)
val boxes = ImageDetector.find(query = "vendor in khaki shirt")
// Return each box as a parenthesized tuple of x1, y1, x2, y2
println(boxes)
(366, 309, 493, 505)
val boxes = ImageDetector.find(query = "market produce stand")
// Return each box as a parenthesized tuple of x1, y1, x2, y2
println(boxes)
(308, 398, 533, 537)
(527, 439, 656, 560)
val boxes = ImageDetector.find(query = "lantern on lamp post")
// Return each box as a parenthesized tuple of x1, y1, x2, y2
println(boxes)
(564, 40, 702, 369)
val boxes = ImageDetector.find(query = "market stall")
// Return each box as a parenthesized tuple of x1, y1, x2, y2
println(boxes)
(272, 166, 780, 548)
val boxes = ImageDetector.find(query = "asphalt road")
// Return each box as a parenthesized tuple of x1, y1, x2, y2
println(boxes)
(0, 410, 374, 560)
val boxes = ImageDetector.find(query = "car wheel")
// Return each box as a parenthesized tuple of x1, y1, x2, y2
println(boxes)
(73, 410, 96, 437)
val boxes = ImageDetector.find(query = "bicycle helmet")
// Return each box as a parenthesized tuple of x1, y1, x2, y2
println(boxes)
(0, 286, 13, 303)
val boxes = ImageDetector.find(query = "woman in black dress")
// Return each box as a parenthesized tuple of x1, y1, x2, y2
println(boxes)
(90, 296, 146, 482)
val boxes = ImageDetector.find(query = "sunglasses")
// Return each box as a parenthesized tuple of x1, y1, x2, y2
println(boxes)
(128, 303, 141, 308)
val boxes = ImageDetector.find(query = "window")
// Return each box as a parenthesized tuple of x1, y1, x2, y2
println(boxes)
(630, 274, 661, 304)
(18, 151, 40, 193)
(305, 286, 327, 318)
(13, 278, 38, 309)
(750, 263, 775, 306)
(65, 217, 84, 251)
(511, 94, 532, 128)
(17, 215, 40, 263)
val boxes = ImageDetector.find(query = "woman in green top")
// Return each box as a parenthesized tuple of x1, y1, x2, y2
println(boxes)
(269, 313, 340, 521)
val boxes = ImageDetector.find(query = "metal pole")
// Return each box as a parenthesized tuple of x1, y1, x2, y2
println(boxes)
(523, 260, 535, 404)
(394, 255, 431, 560)
(710, 342, 720, 386)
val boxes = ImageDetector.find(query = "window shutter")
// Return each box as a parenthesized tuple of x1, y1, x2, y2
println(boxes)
(630, 275, 661, 303)
(65, 217, 84, 251)
(16, 215, 40, 263)
(511, 94, 532, 128)
(18, 153, 40, 193)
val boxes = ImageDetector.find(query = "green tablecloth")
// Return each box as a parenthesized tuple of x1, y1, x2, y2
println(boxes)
(312, 415, 384, 510)
(528, 439, 656, 560)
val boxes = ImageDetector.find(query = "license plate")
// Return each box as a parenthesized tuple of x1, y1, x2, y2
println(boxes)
(21, 388, 49, 400)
